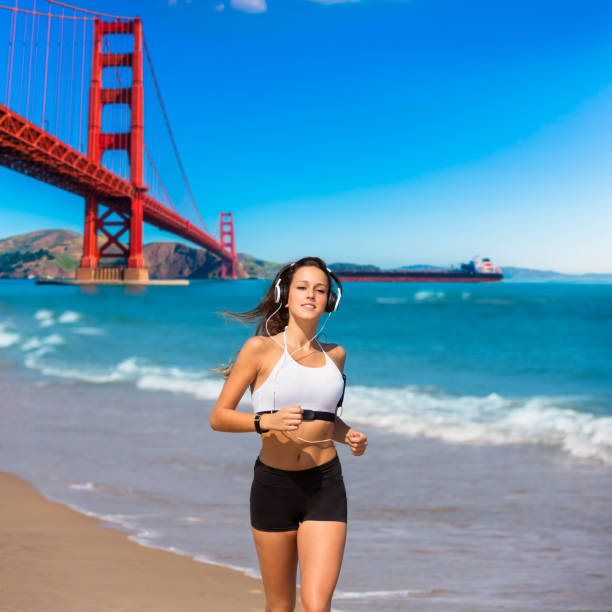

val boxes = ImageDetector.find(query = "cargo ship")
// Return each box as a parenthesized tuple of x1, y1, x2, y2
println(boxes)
(333, 257, 503, 283)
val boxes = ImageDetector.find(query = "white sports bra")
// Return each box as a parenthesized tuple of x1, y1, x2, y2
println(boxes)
(252, 330, 345, 415)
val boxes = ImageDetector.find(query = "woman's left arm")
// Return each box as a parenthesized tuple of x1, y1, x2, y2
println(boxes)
(333, 418, 368, 456)
(330, 344, 368, 456)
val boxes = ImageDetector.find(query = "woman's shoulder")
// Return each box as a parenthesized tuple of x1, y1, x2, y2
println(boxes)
(321, 342, 346, 370)
(241, 335, 281, 356)
(234, 335, 279, 373)
(321, 341, 345, 354)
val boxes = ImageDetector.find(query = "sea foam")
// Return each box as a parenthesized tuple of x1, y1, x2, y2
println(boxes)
(58, 310, 81, 324)
(34, 309, 54, 321)
(414, 290, 445, 302)
(73, 326, 104, 336)
(69, 481, 97, 491)
(334, 589, 427, 600)
(345, 385, 612, 465)
(0, 324, 20, 348)
(23, 353, 244, 404)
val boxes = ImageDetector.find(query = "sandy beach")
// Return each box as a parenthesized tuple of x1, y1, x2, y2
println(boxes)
(0, 470, 265, 612)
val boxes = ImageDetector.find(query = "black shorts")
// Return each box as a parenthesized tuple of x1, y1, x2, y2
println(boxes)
(250, 454, 348, 532)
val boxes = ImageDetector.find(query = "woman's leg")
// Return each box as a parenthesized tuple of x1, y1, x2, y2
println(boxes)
(252, 527, 299, 612)
(296, 521, 347, 612)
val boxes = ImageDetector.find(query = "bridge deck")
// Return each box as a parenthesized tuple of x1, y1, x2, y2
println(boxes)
(0, 104, 231, 263)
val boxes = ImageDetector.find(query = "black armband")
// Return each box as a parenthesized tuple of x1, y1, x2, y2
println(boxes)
(254, 413, 269, 435)
(337, 373, 347, 408)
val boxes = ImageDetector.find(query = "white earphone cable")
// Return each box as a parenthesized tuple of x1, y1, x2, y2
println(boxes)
(264, 315, 336, 444)
(259, 268, 341, 444)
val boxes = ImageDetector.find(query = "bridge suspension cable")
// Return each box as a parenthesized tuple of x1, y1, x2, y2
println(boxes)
(44, 0, 132, 20)
(97, 32, 176, 214)
(0, 3, 131, 20)
(142, 34, 210, 235)
(144, 144, 177, 214)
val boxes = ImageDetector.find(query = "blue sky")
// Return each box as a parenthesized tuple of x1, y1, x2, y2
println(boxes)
(1, 0, 611, 272)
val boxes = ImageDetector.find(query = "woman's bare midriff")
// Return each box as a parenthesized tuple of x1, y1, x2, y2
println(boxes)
(258, 420, 337, 470)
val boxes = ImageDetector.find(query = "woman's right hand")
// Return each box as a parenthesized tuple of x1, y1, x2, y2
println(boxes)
(261, 406, 303, 431)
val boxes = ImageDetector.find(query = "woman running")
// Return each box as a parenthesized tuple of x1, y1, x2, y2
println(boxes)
(210, 256, 368, 612)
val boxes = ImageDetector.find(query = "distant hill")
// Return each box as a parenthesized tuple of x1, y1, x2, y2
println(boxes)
(328, 262, 381, 272)
(144, 241, 231, 279)
(0, 229, 82, 279)
(1, 231, 610, 282)
(500, 266, 612, 283)
(0, 229, 277, 280)
(239, 253, 282, 278)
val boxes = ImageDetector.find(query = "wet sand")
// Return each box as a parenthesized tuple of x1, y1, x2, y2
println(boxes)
(0, 470, 265, 612)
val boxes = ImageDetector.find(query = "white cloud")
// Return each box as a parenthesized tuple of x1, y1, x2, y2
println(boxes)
(231, 0, 267, 12)
(213, 2, 225, 10)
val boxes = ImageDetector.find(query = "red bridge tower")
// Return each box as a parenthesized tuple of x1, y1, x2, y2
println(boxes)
(76, 18, 148, 282)
(219, 212, 237, 278)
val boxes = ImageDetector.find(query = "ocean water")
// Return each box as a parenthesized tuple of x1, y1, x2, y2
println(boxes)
(1, 279, 611, 610)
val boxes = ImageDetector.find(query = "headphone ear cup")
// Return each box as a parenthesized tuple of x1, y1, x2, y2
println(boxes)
(280, 282, 289, 307)
(273, 263, 295, 306)
(325, 268, 342, 313)
(326, 290, 338, 313)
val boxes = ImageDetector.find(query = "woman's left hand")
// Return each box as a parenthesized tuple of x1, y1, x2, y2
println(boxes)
(346, 429, 368, 456)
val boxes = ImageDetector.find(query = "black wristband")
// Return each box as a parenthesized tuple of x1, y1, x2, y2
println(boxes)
(254, 413, 269, 434)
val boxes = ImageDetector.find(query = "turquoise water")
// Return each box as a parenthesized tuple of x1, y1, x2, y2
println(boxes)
(1, 279, 611, 463)
(1, 279, 611, 611)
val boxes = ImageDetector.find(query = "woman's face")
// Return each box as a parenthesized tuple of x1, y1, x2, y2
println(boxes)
(286, 265, 329, 320)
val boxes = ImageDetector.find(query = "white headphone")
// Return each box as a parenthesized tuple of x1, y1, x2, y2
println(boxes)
(273, 263, 342, 313)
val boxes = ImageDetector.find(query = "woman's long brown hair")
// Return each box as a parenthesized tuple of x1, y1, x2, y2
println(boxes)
(213, 256, 334, 377)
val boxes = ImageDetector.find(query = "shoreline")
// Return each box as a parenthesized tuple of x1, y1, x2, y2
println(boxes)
(0, 469, 265, 612)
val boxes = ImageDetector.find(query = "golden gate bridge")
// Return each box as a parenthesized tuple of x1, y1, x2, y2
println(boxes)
(0, 0, 237, 281)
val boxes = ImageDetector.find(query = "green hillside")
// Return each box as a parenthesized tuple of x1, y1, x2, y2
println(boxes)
(0, 229, 278, 280)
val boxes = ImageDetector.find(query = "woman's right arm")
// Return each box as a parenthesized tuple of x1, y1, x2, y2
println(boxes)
(209, 337, 303, 433)
(209, 336, 265, 432)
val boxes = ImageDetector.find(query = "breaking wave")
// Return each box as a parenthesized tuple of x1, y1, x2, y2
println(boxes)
(345, 384, 612, 465)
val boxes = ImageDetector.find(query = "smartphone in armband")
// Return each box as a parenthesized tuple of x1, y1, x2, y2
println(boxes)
(337, 373, 347, 408)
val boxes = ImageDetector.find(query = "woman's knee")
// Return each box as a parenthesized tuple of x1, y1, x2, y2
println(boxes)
(299, 593, 332, 612)
(265, 597, 296, 612)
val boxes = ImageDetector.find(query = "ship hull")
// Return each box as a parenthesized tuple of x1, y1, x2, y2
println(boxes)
(334, 271, 503, 282)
